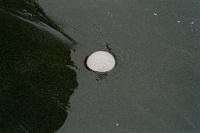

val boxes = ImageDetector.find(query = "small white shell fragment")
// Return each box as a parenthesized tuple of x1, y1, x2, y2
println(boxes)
(190, 22, 194, 25)
(116, 123, 120, 126)
(86, 51, 115, 72)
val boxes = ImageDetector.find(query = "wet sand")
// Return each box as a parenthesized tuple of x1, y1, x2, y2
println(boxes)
(1, 0, 200, 132)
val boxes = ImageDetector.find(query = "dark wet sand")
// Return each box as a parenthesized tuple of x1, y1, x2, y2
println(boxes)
(1, 0, 200, 133)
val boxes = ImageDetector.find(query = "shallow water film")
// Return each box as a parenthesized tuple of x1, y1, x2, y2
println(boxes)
(1, 0, 200, 133)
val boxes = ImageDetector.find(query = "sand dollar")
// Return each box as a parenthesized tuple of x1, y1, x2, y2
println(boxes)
(86, 51, 115, 72)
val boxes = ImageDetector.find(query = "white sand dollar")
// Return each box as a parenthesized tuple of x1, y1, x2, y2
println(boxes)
(86, 51, 115, 72)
